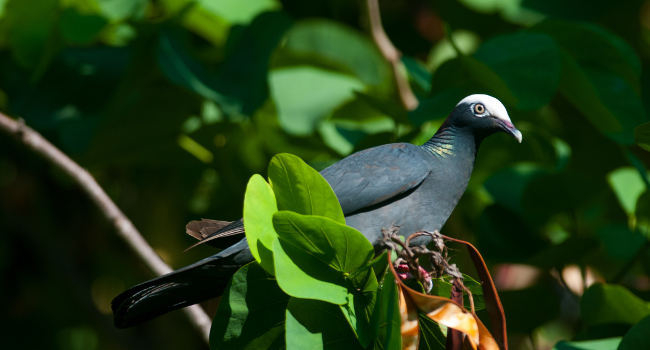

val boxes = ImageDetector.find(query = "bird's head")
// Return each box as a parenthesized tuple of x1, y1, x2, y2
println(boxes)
(448, 94, 522, 143)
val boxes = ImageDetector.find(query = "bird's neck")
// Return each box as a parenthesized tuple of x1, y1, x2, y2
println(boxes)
(421, 122, 479, 161)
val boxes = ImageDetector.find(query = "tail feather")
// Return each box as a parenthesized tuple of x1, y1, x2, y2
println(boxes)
(185, 219, 245, 250)
(112, 239, 252, 328)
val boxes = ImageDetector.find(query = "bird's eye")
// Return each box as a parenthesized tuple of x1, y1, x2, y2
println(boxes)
(473, 103, 486, 116)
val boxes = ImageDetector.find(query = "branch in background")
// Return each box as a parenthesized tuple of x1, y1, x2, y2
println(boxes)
(0, 112, 212, 343)
(366, 0, 419, 111)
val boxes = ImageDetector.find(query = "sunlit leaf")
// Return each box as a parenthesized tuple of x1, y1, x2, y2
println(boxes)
(243, 174, 278, 274)
(272, 237, 348, 304)
(268, 153, 344, 223)
(607, 167, 647, 217)
(272, 211, 373, 277)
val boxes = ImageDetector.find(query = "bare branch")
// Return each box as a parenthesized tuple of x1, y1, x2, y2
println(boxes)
(0, 112, 212, 342)
(366, 0, 419, 111)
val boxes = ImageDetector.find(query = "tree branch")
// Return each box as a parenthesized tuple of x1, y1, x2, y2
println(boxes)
(0, 112, 212, 343)
(366, 0, 419, 111)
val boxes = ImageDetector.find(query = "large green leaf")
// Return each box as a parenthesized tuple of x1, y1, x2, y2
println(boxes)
(210, 263, 288, 350)
(580, 284, 650, 326)
(279, 20, 393, 96)
(268, 153, 344, 223)
(618, 315, 650, 350)
(272, 237, 349, 304)
(272, 211, 374, 277)
(269, 66, 365, 135)
(243, 174, 278, 274)
(474, 31, 561, 110)
(285, 298, 362, 350)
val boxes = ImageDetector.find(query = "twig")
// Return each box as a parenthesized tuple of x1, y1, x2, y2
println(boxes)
(0, 112, 212, 343)
(366, 0, 419, 111)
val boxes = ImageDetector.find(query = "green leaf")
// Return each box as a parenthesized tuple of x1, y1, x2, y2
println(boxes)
(430, 56, 517, 108)
(210, 263, 288, 350)
(272, 211, 374, 277)
(580, 283, 650, 326)
(199, 0, 279, 25)
(340, 270, 377, 347)
(371, 267, 402, 350)
(418, 312, 446, 350)
(269, 66, 365, 135)
(552, 337, 621, 350)
(607, 167, 647, 217)
(272, 237, 348, 304)
(243, 174, 278, 274)
(619, 315, 650, 350)
(96, 0, 147, 22)
(1, 0, 59, 68)
(59, 8, 107, 45)
(268, 153, 344, 223)
(474, 31, 561, 110)
(285, 298, 362, 350)
(278, 20, 393, 96)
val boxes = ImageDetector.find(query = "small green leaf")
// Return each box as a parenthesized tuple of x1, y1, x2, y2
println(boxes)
(581, 283, 650, 326)
(268, 153, 344, 223)
(210, 263, 288, 350)
(272, 211, 374, 276)
(607, 167, 647, 217)
(272, 238, 348, 304)
(340, 270, 377, 347)
(371, 267, 402, 350)
(243, 174, 278, 275)
(619, 315, 650, 350)
(418, 312, 446, 350)
(285, 298, 362, 350)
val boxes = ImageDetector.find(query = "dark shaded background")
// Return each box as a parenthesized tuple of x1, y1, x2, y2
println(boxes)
(1, 0, 650, 349)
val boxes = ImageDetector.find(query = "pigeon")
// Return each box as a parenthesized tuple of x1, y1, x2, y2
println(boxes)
(112, 94, 522, 327)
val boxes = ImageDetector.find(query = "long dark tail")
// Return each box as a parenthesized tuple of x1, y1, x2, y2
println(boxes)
(112, 239, 252, 328)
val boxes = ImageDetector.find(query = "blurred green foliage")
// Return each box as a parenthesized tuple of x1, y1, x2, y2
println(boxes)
(1, 0, 650, 349)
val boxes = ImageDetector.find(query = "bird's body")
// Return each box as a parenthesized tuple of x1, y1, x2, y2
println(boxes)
(112, 94, 522, 328)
